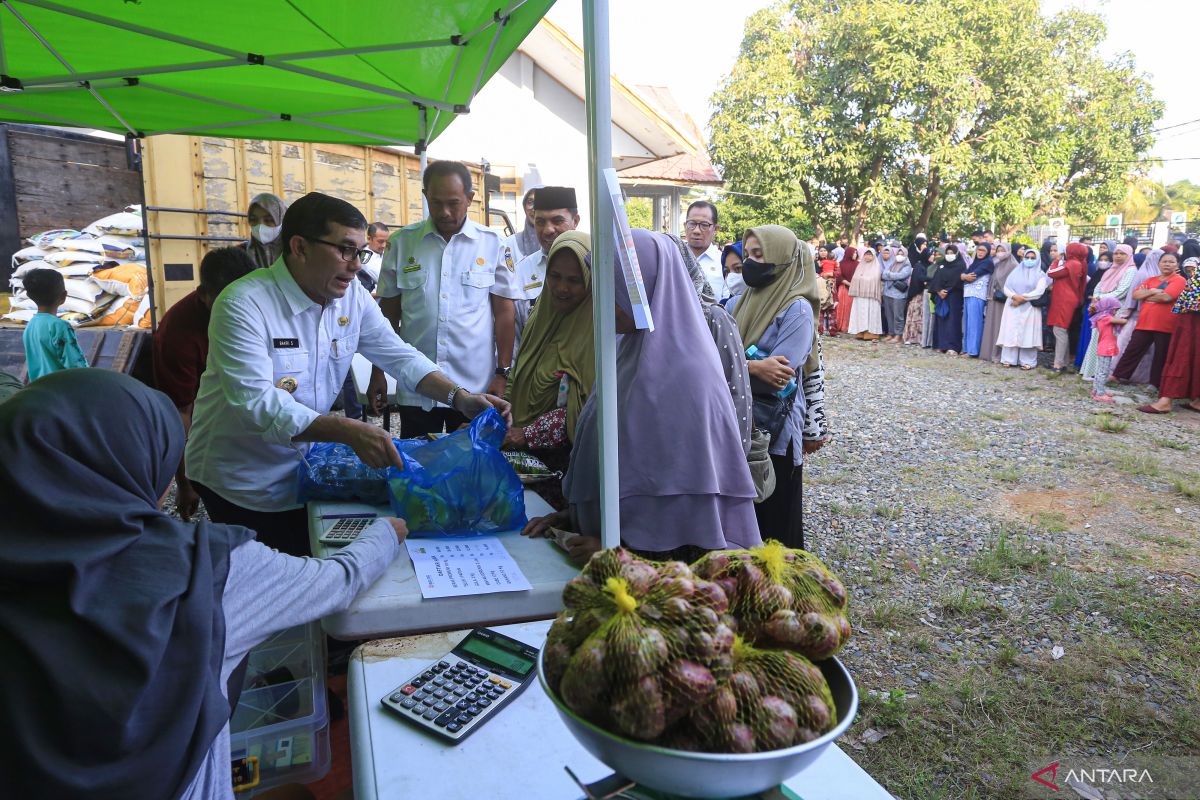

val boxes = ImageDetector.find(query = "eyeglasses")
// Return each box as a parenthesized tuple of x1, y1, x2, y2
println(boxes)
(306, 237, 374, 264)
(684, 220, 715, 231)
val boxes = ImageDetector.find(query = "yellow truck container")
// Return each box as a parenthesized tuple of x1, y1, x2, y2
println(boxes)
(140, 135, 494, 316)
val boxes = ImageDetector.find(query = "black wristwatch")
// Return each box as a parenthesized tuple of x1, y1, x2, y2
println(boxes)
(494, 366, 512, 379)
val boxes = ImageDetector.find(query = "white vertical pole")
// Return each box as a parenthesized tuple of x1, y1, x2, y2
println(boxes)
(418, 106, 429, 217)
(582, 0, 620, 550)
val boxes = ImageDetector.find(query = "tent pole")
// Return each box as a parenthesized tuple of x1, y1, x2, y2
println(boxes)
(582, 0, 620, 551)
(418, 107, 429, 217)
(134, 137, 158, 332)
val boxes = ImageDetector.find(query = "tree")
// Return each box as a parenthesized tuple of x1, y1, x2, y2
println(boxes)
(709, 0, 1163, 242)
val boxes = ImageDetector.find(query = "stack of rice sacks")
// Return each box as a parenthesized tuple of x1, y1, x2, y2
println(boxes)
(5, 206, 152, 328)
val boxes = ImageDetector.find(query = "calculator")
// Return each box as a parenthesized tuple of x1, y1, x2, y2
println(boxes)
(317, 515, 376, 545)
(380, 628, 539, 742)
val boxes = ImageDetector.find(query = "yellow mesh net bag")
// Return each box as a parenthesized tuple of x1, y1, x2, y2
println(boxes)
(692, 540, 851, 661)
(542, 548, 735, 742)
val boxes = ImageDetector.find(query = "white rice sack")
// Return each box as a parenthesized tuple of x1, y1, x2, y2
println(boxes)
(84, 211, 143, 237)
(44, 249, 108, 266)
(12, 245, 48, 266)
(65, 278, 105, 303)
(132, 293, 152, 328)
(60, 294, 112, 315)
(9, 294, 36, 311)
(27, 229, 81, 248)
(12, 259, 52, 278)
(2, 309, 35, 324)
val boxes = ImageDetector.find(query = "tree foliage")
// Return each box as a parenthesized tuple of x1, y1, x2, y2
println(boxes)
(709, 0, 1164, 241)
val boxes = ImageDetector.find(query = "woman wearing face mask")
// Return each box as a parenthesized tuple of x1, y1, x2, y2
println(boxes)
(243, 193, 288, 270)
(729, 225, 819, 549)
(525, 230, 760, 563)
(960, 242, 995, 357)
(880, 247, 912, 343)
(996, 249, 1050, 369)
(847, 247, 883, 341)
(979, 243, 1018, 362)
(1079, 243, 1138, 381)
(722, 241, 746, 304)
(928, 245, 966, 354)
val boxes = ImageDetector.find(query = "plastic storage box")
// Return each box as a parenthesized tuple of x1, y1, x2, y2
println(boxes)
(230, 622, 330, 795)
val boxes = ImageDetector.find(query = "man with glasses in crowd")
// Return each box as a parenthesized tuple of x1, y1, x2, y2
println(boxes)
(684, 200, 727, 301)
(186, 191, 510, 555)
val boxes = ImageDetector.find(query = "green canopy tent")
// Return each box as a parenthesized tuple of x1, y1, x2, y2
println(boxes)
(0, 0, 623, 549)
(0, 0, 554, 147)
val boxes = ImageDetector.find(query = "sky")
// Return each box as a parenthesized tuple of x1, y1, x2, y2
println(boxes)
(547, 0, 1200, 185)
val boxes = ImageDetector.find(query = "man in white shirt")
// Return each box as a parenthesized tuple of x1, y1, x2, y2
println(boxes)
(685, 200, 726, 302)
(186, 192, 510, 555)
(369, 160, 519, 436)
(491, 185, 580, 380)
(502, 186, 541, 266)
(357, 222, 388, 290)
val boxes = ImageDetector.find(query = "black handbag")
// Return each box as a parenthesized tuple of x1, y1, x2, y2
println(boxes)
(752, 391, 795, 443)
(993, 286, 1007, 302)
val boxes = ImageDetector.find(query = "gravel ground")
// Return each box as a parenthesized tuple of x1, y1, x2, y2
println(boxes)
(802, 335, 1200, 798)
(163, 337, 1199, 797)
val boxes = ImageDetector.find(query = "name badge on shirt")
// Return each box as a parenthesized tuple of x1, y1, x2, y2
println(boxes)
(273, 338, 300, 348)
(403, 263, 422, 273)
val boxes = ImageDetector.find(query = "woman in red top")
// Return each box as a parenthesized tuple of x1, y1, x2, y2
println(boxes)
(833, 246, 859, 335)
(818, 245, 840, 335)
(1140, 256, 1200, 414)
(1045, 242, 1089, 372)
(1113, 250, 1187, 388)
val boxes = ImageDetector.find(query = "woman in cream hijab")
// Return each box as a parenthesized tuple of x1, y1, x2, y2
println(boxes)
(728, 224, 820, 549)
(847, 246, 883, 341)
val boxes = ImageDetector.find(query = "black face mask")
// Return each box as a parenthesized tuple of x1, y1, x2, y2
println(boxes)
(741, 258, 778, 288)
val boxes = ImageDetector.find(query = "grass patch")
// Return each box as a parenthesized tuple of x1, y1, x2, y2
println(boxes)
(1092, 412, 1129, 433)
(1153, 437, 1190, 451)
(1171, 476, 1199, 500)
(994, 641, 1019, 667)
(1031, 510, 1069, 533)
(861, 599, 916, 630)
(1114, 452, 1161, 478)
(953, 430, 984, 451)
(874, 503, 903, 520)
(1090, 489, 1114, 508)
(939, 587, 1005, 619)
(828, 500, 867, 517)
(980, 410, 1009, 422)
(991, 466, 1023, 484)
(970, 530, 1052, 578)
(912, 635, 932, 653)
(1049, 568, 1084, 613)
(859, 687, 911, 728)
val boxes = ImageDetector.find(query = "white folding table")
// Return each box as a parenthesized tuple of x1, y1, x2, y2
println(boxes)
(346, 620, 897, 800)
(307, 491, 579, 640)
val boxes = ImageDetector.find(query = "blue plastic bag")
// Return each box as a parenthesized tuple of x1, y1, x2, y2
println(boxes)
(296, 440, 398, 505)
(386, 408, 527, 536)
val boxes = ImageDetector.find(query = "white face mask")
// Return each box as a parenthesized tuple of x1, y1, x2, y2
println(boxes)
(726, 272, 746, 295)
(1023, 257, 1039, 267)
(252, 223, 282, 245)
(945, 253, 958, 262)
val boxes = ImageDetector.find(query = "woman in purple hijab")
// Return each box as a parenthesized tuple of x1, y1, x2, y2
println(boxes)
(524, 229, 760, 563)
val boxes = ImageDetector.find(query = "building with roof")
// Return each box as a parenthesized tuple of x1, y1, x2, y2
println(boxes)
(428, 19, 721, 235)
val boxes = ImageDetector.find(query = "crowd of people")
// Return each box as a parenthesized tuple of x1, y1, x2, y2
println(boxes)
(720, 229, 1200, 415)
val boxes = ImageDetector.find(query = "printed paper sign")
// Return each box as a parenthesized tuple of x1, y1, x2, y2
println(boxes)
(404, 536, 532, 599)
(603, 168, 655, 331)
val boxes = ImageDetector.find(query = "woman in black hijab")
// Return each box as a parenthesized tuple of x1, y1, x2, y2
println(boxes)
(0, 370, 403, 799)
(928, 244, 967, 354)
